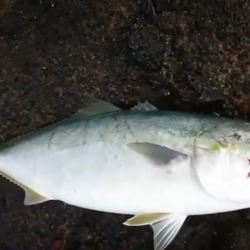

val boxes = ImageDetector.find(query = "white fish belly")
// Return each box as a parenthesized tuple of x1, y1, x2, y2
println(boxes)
(0, 142, 249, 216)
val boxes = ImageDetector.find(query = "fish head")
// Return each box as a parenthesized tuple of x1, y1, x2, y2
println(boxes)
(194, 145, 250, 202)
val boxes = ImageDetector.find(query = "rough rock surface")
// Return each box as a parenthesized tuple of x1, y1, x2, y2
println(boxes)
(0, 0, 250, 249)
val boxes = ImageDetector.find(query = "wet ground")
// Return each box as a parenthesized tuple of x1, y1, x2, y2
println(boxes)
(0, 0, 250, 249)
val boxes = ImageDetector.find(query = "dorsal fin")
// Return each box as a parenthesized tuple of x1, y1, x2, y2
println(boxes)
(76, 98, 121, 116)
(64, 99, 157, 123)
(44, 99, 121, 126)
(131, 101, 158, 111)
(70, 99, 157, 121)
(62, 99, 121, 123)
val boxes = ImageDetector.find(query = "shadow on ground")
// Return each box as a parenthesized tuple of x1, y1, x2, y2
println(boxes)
(0, 0, 250, 249)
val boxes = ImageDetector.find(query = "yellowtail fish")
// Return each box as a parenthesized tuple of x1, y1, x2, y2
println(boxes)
(0, 99, 250, 250)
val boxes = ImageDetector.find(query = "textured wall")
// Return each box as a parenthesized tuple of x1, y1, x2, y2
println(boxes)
(0, 0, 250, 249)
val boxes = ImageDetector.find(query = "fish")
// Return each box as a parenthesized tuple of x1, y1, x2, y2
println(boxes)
(1, 98, 250, 250)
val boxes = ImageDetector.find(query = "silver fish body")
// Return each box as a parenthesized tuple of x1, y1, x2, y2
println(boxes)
(1, 99, 250, 250)
(1, 140, 248, 215)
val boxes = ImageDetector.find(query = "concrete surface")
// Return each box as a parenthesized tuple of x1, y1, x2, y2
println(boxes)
(0, 0, 250, 249)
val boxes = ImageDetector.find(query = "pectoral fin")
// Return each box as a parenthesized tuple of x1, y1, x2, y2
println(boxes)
(127, 142, 188, 165)
(123, 213, 187, 250)
(24, 187, 49, 205)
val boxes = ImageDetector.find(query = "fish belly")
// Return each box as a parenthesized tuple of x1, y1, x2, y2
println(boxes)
(0, 142, 248, 215)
